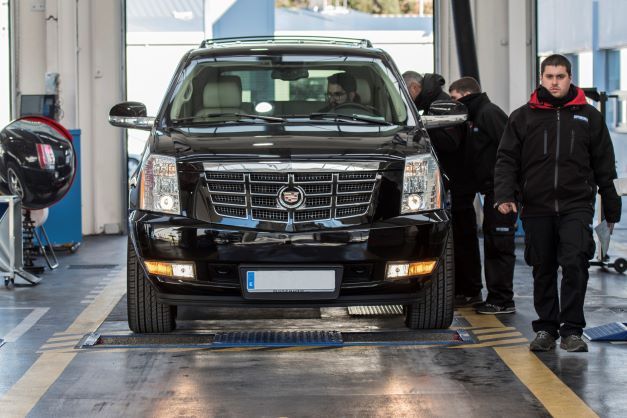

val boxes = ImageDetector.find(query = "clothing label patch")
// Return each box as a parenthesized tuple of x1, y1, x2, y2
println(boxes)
(573, 115, 588, 123)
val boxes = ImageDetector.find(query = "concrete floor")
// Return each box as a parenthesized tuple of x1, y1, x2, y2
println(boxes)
(1, 234, 627, 417)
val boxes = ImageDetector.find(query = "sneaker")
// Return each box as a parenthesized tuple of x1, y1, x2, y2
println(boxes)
(560, 335, 588, 352)
(529, 331, 556, 352)
(475, 303, 516, 314)
(454, 294, 483, 308)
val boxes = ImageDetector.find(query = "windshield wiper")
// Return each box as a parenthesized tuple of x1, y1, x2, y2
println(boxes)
(309, 112, 392, 126)
(171, 113, 286, 125)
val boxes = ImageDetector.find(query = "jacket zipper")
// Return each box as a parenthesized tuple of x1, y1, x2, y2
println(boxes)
(570, 129, 574, 154)
(554, 109, 560, 212)
(544, 130, 548, 154)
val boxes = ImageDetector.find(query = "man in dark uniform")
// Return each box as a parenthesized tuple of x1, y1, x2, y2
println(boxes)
(449, 77, 516, 314)
(403, 71, 482, 307)
(495, 54, 621, 352)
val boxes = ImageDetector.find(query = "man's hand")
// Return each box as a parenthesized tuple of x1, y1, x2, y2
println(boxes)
(498, 202, 517, 214)
(609, 223, 615, 235)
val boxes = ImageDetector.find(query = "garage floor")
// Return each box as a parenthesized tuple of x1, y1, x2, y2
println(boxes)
(1, 234, 627, 417)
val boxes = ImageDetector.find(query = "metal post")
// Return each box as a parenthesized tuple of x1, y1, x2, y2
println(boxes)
(451, 0, 480, 83)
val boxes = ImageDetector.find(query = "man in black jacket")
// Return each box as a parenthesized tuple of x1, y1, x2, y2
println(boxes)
(449, 77, 516, 315)
(403, 71, 482, 307)
(494, 54, 622, 352)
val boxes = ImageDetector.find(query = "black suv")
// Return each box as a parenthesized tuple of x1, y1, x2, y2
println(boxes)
(109, 37, 466, 333)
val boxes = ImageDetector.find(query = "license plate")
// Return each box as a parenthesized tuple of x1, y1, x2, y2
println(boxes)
(246, 270, 336, 293)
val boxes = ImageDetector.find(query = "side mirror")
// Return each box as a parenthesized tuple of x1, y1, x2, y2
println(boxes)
(108, 101, 155, 131)
(421, 99, 468, 129)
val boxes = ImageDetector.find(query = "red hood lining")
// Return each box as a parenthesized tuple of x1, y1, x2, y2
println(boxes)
(528, 87, 587, 109)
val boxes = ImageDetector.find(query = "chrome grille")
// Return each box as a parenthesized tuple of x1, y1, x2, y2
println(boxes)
(251, 196, 277, 208)
(337, 182, 375, 193)
(205, 170, 378, 223)
(295, 209, 331, 222)
(336, 193, 370, 206)
(336, 205, 369, 219)
(252, 208, 289, 222)
(305, 196, 332, 208)
(214, 205, 247, 218)
(250, 173, 289, 183)
(294, 173, 333, 182)
(339, 172, 377, 181)
(211, 195, 246, 205)
(206, 172, 244, 182)
(250, 183, 282, 195)
(208, 182, 245, 193)
(301, 184, 332, 195)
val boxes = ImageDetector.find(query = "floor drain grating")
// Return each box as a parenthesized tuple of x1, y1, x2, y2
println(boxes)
(348, 305, 403, 316)
(213, 330, 343, 347)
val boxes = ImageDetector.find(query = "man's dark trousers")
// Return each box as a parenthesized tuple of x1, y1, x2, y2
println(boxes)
(482, 193, 516, 306)
(522, 211, 595, 338)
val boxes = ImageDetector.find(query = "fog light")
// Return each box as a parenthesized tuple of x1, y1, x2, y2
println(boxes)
(406, 194, 423, 211)
(144, 261, 195, 280)
(386, 261, 437, 280)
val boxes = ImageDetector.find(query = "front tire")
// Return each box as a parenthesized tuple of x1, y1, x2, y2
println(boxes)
(127, 239, 176, 333)
(405, 229, 455, 329)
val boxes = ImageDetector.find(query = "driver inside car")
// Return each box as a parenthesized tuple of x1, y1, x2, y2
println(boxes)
(321, 72, 360, 111)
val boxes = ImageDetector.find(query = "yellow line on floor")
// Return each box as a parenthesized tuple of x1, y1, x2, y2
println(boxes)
(450, 337, 529, 349)
(472, 327, 517, 335)
(459, 310, 599, 417)
(46, 335, 82, 343)
(270, 346, 326, 352)
(52, 331, 84, 337)
(495, 346, 599, 418)
(476, 332, 523, 341)
(38, 341, 78, 350)
(209, 346, 268, 353)
(0, 272, 126, 418)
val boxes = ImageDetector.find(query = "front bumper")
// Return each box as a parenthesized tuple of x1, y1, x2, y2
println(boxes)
(130, 210, 450, 307)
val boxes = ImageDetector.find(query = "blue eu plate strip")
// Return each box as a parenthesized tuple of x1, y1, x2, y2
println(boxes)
(247, 271, 255, 290)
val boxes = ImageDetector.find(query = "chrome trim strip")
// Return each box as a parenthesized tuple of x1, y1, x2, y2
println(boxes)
(203, 162, 381, 172)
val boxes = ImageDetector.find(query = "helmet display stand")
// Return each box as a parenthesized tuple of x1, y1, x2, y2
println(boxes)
(0, 196, 42, 287)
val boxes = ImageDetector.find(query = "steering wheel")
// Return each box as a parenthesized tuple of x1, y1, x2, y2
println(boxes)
(334, 102, 379, 115)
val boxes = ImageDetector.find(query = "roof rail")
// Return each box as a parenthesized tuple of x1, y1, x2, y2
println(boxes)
(199, 36, 373, 49)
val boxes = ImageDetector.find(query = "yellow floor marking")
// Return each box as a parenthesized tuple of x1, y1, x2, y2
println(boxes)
(270, 346, 326, 352)
(45, 335, 82, 343)
(457, 310, 599, 417)
(476, 332, 523, 342)
(0, 273, 126, 418)
(458, 309, 505, 328)
(52, 331, 85, 337)
(450, 337, 529, 349)
(472, 327, 517, 335)
(495, 346, 599, 418)
(38, 341, 78, 350)
(209, 346, 268, 353)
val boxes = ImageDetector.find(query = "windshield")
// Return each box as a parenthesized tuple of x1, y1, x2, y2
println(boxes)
(165, 53, 415, 126)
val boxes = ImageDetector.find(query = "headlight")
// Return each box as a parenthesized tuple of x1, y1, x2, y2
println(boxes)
(139, 154, 181, 215)
(401, 154, 442, 214)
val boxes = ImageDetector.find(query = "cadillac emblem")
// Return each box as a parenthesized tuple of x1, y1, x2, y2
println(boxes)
(278, 186, 305, 209)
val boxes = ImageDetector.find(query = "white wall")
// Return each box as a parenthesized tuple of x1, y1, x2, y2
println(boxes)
(0, 1, 9, 126)
(13, 0, 125, 235)
(436, 0, 535, 114)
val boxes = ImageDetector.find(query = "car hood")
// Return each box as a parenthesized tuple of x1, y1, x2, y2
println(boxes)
(149, 124, 430, 164)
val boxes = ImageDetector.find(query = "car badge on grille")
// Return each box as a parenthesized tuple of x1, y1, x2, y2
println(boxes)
(278, 186, 305, 209)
